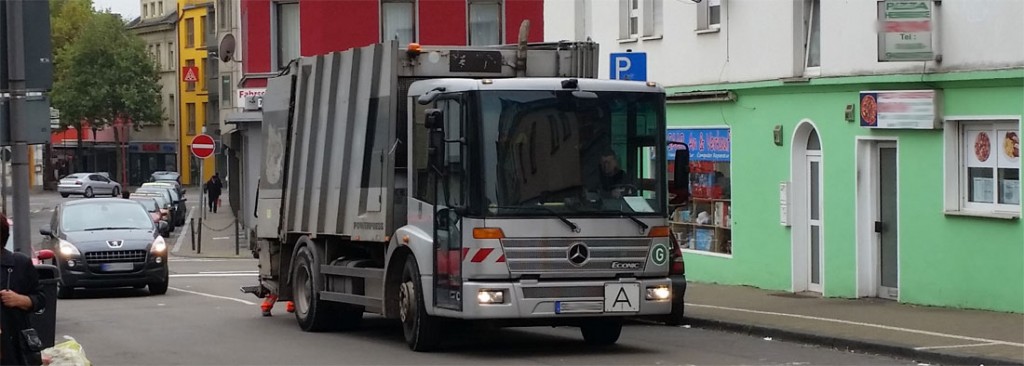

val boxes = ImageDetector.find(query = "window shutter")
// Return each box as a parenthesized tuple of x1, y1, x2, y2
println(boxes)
(619, 0, 630, 39)
(642, 0, 655, 36)
(696, 0, 709, 30)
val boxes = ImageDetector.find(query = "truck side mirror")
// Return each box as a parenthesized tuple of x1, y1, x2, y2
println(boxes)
(424, 109, 444, 130)
(671, 142, 690, 204)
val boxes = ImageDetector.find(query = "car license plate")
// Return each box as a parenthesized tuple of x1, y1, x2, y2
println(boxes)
(604, 283, 640, 313)
(101, 263, 134, 272)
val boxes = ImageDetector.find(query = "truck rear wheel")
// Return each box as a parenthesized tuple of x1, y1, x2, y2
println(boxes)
(399, 256, 440, 352)
(580, 319, 622, 346)
(292, 246, 332, 332)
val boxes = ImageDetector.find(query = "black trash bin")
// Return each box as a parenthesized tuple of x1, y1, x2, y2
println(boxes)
(32, 264, 60, 349)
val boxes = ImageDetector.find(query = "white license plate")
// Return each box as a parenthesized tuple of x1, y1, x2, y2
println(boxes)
(101, 263, 135, 272)
(604, 283, 641, 313)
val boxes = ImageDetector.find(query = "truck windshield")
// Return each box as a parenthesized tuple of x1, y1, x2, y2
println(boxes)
(475, 90, 666, 217)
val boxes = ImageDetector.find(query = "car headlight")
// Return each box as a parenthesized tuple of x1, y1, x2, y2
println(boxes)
(151, 236, 167, 253)
(59, 240, 81, 256)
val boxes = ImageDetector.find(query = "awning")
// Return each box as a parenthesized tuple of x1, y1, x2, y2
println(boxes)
(224, 111, 262, 124)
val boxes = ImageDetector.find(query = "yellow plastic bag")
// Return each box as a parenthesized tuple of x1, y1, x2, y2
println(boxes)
(42, 336, 91, 366)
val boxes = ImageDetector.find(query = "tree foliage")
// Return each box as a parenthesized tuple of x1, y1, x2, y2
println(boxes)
(50, 0, 95, 59)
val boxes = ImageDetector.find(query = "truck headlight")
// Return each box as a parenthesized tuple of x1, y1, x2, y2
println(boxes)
(646, 286, 671, 301)
(59, 240, 81, 256)
(477, 290, 505, 304)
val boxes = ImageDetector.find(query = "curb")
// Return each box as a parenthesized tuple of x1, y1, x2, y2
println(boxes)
(171, 252, 251, 259)
(686, 316, 1023, 366)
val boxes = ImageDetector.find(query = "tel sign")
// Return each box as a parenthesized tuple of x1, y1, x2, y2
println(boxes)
(609, 52, 647, 81)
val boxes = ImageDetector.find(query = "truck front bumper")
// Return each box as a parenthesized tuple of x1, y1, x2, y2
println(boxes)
(446, 278, 673, 320)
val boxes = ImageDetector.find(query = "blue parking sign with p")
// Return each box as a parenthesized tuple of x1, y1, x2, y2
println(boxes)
(610, 52, 647, 81)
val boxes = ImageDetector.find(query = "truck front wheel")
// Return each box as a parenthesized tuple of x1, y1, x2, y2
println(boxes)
(399, 256, 441, 352)
(580, 319, 623, 346)
(292, 246, 332, 332)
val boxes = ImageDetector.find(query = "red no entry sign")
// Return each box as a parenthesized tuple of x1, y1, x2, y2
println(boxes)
(190, 134, 216, 159)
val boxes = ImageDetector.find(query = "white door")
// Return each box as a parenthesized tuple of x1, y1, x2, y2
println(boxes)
(807, 154, 823, 293)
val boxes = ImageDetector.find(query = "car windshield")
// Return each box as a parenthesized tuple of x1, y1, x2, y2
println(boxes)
(137, 188, 172, 202)
(136, 195, 168, 207)
(144, 185, 178, 201)
(131, 198, 160, 212)
(473, 90, 666, 217)
(61, 201, 154, 231)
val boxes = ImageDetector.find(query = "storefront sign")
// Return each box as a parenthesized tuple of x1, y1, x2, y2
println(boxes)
(128, 143, 177, 154)
(859, 90, 941, 129)
(666, 128, 730, 161)
(878, 0, 933, 62)
(236, 88, 266, 109)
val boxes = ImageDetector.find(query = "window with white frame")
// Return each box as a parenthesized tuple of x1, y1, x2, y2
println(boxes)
(381, 0, 415, 45)
(469, 0, 501, 46)
(619, 0, 662, 40)
(946, 120, 1021, 216)
(275, 2, 300, 70)
(697, 0, 721, 32)
(804, 0, 821, 68)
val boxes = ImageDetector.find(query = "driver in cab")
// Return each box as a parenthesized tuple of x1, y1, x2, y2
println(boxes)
(599, 150, 634, 198)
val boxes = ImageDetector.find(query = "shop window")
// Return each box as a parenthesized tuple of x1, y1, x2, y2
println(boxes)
(945, 119, 1020, 217)
(667, 128, 732, 256)
(619, 0, 662, 41)
(381, 0, 415, 45)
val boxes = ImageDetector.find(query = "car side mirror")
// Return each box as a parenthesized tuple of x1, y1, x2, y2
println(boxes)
(39, 226, 52, 237)
(37, 249, 55, 261)
(158, 221, 169, 232)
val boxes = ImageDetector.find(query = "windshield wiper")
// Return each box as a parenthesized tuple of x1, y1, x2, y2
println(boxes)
(492, 205, 580, 233)
(608, 208, 650, 232)
(83, 227, 142, 231)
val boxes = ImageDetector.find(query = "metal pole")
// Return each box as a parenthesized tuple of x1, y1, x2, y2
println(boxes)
(197, 217, 202, 254)
(7, 0, 33, 255)
(1, 155, 8, 215)
(190, 217, 195, 251)
(234, 210, 239, 255)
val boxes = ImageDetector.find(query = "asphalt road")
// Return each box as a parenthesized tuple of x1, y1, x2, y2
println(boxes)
(45, 256, 916, 365)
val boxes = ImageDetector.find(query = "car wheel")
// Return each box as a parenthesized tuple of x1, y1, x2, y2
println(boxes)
(149, 270, 169, 295)
(60, 193, 69, 198)
(400, 256, 441, 352)
(84, 187, 94, 198)
(112, 186, 120, 197)
(57, 280, 75, 299)
(580, 319, 623, 346)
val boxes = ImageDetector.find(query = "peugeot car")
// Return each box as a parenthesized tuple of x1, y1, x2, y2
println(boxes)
(40, 198, 170, 298)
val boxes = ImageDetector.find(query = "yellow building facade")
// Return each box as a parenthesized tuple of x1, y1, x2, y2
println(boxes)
(177, 0, 214, 185)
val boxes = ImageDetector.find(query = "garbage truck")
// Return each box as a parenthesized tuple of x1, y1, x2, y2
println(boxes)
(242, 37, 674, 351)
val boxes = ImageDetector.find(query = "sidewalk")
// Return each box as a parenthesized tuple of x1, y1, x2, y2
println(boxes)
(170, 189, 251, 259)
(683, 282, 1024, 365)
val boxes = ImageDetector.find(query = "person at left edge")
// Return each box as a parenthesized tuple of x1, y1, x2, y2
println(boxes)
(1, 214, 46, 365)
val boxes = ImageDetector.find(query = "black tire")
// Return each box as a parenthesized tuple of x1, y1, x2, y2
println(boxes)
(580, 319, 622, 346)
(84, 187, 94, 198)
(399, 256, 441, 352)
(112, 186, 120, 197)
(60, 193, 69, 198)
(56, 281, 75, 299)
(149, 270, 169, 295)
(292, 246, 333, 332)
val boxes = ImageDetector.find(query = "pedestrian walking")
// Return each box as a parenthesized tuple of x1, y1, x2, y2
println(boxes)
(1, 215, 46, 365)
(204, 173, 223, 213)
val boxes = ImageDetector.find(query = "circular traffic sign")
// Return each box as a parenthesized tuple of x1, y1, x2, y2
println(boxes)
(190, 134, 216, 159)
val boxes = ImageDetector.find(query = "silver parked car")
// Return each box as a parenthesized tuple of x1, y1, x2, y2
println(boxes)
(58, 173, 123, 198)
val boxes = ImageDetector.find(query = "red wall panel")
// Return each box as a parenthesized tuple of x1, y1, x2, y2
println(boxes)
(241, 0, 271, 80)
(300, 0, 381, 55)
(419, 0, 467, 46)
(504, 0, 544, 44)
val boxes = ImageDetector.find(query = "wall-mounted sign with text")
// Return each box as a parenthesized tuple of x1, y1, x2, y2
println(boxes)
(236, 88, 266, 109)
(878, 0, 934, 62)
(666, 128, 731, 161)
(859, 90, 942, 129)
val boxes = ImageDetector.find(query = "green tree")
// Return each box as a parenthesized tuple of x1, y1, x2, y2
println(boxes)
(51, 12, 163, 184)
(46, 0, 95, 183)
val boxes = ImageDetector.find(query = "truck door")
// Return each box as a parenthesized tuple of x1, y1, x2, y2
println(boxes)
(432, 96, 467, 311)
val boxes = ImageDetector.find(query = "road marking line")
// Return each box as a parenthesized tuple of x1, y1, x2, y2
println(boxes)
(169, 258, 254, 262)
(212, 236, 231, 240)
(168, 286, 256, 305)
(170, 273, 256, 278)
(172, 207, 196, 253)
(686, 303, 1024, 348)
(198, 270, 258, 274)
(914, 342, 1001, 351)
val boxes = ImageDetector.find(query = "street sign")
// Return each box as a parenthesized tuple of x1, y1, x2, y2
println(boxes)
(609, 52, 647, 81)
(190, 134, 216, 159)
(182, 66, 199, 82)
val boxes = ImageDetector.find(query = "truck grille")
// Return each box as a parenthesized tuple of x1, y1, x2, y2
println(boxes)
(501, 238, 650, 274)
(521, 286, 603, 299)
(85, 250, 147, 263)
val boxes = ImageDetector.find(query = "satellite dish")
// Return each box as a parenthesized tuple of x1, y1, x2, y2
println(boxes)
(219, 33, 236, 63)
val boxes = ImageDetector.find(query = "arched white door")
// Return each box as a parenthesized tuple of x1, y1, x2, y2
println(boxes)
(791, 122, 824, 294)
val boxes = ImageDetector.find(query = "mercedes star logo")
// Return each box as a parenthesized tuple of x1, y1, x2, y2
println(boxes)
(567, 242, 590, 267)
(107, 240, 124, 248)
